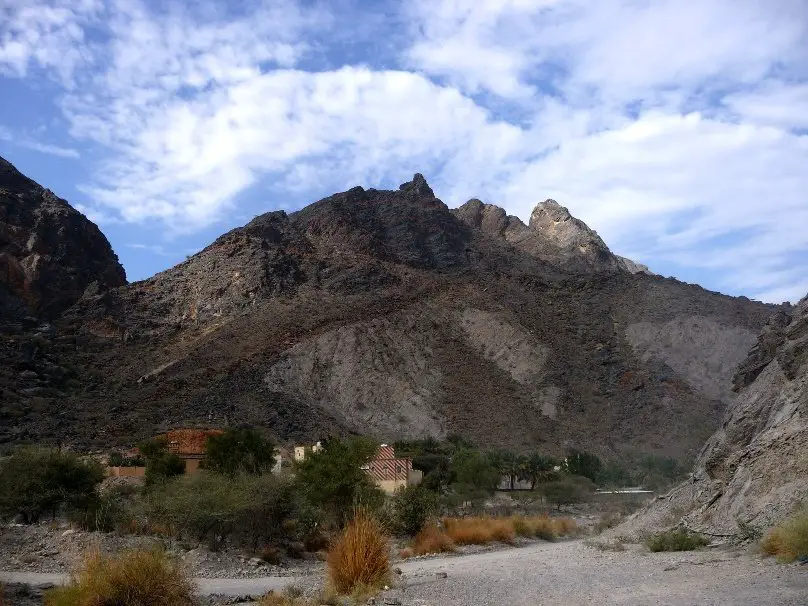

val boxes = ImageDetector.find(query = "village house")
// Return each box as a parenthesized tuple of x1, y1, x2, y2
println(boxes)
(164, 428, 223, 474)
(362, 444, 423, 494)
(293, 441, 423, 494)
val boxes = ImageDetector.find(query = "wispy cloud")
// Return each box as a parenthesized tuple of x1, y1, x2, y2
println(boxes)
(0, 126, 80, 158)
(1, 0, 806, 302)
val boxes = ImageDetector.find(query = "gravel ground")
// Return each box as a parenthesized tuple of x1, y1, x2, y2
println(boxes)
(379, 541, 808, 606)
(3, 539, 806, 605)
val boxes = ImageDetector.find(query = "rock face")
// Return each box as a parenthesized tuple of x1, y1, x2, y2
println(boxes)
(453, 198, 649, 273)
(0, 156, 125, 319)
(614, 295, 808, 538)
(0, 166, 780, 458)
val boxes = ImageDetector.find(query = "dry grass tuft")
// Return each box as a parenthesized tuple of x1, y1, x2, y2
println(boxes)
(44, 548, 194, 606)
(761, 506, 808, 562)
(442, 515, 576, 546)
(327, 508, 390, 595)
(411, 524, 456, 556)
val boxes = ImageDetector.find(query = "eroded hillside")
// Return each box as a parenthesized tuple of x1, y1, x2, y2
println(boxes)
(0, 158, 780, 457)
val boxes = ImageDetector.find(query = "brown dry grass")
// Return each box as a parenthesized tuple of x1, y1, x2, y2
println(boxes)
(327, 508, 390, 595)
(761, 506, 808, 562)
(442, 515, 577, 546)
(411, 524, 456, 556)
(44, 548, 194, 606)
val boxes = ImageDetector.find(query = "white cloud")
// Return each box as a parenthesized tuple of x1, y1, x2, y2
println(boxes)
(1, 0, 807, 302)
(0, 0, 101, 86)
(0, 126, 80, 158)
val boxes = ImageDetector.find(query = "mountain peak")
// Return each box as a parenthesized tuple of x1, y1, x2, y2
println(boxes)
(0, 155, 126, 319)
(398, 173, 434, 198)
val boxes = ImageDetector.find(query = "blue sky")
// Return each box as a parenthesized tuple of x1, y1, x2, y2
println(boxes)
(1, 0, 807, 303)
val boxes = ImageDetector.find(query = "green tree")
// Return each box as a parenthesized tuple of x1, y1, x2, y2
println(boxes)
(452, 448, 499, 502)
(294, 436, 383, 525)
(522, 453, 558, 490)
(138, 439, 185, 486)
(412, 453, 453, 493)
(203, 428, 275, 476)
(146, 472, 295, 550)
(563, 449, 603, 483)
(0, 448, 104, 523)
(392, 485, 441, 536)
(542, 475, 596, 510)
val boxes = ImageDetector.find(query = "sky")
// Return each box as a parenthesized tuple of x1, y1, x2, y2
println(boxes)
(1, 0, 807, 303)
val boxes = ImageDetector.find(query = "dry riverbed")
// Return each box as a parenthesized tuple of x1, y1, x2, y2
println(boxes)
(2, 538, 806, 605)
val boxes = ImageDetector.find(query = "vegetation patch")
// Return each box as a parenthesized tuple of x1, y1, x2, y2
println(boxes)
(44, 549, 194, 606)
(327, 509, 390, 595)
(644, 529, 709, 552)
(761, 506, 808, 562)
(410, 523, 456, 556)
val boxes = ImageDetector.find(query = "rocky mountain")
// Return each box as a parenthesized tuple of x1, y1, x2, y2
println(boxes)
(614, 294, 808, 538)
(0, 157, 781, 459)
(0, 157, 125, 322)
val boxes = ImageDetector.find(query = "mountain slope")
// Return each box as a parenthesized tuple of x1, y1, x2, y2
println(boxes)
(613, 295, 808, 538)
(0, 157, 125, 321)
(0, 160, 779, 457)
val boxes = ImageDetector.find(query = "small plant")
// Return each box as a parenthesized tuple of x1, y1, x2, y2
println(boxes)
(327, 508, 390, 595)
(261, 545, 283, 565)
(584, 538, 626, 551)
(644, 529, 709, 552)
(44, 549, 194, 606)
(411, 523, 455, 556)
(760, 506, 808, 562)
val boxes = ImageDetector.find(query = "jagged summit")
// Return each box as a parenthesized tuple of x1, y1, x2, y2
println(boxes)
(455, 196, 651, 274)
(0, 155, 126, 319)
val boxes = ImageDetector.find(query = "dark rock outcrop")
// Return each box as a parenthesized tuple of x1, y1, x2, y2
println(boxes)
(0, 156, 125, 319)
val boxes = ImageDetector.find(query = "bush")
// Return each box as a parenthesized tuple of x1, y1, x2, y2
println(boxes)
(44, 549, 194, 606)
(146, 472, 296, 550)
(295, 437, 383, 525)
(541, 475, 596, 510)
(392, 485, 440, 536)
(203, 428, 276, 476)
(327, 508, 390, 595)
(138, 439, 185, 486)
(411, 523, 455, 556)
(761, 506, 808, 562)
(0, 448, 104, 523)
(644, 529, 709, 552)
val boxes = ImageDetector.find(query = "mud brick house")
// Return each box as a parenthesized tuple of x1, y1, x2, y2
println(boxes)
(163, 428, 224, 474)
(362, 444, 423, 494)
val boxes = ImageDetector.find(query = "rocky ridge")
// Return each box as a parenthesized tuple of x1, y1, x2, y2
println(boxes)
(0, 157, 125, 321)
(0, 158, 781, 459)
(613, 294, 808, 537)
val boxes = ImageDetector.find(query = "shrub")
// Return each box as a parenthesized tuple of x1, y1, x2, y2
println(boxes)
(146, 472, 296, 550)
(203, 428, 276, 476)
(392, 485, 440, 536)
(644, 529, 709, 552)
(44, 549, 194, 606)
(327, 508, 390, 595)
(541, 475, 596, 510)
(295, 437, 384, 525)
(451, 448, 500, 503)
(138, 439, 185, 486)
(761, 506, 808, 562)
(411, 523, 455, 556)
(0, 448, 104, 523)
(441, 517, 514, 545)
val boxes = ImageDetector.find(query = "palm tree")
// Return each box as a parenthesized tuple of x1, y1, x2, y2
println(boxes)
(523, 453, 558, 490)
